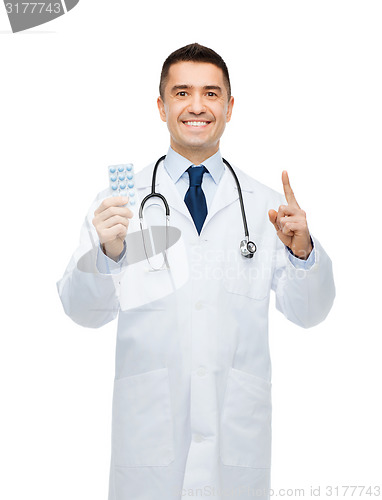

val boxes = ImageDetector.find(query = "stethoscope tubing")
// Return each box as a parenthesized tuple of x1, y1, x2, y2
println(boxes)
(139, 156, 248, 237)
(138, 155, 256, 259)
(221, 158, 249, 240)
(139, 155, 169, 219)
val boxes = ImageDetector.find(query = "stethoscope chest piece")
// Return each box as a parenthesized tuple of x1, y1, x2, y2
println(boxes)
(240, 239, 257, 258)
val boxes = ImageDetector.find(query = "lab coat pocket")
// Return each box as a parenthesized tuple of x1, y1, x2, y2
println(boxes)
(223, 250, 271, 300)
(220, 367, 272, 468)
(112, 367, 175, 467)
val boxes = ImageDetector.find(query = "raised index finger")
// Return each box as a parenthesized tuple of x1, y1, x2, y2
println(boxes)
(282, 170, 300, 208)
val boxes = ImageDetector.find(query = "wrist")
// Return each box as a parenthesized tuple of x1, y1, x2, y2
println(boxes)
(102, 240, 124, 261)
(288, 236, 314, 260)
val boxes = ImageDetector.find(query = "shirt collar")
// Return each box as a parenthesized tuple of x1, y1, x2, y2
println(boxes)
(164, 146, 225, 185)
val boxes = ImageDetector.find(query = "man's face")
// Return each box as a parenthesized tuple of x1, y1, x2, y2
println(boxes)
(157, 61, 234, 160)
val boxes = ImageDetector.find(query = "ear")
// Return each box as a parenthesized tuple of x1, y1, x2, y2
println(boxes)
(157, 96, 167, 122)
(226, 96, 234, 123)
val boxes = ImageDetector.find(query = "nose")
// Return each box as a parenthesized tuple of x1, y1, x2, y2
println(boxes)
(187, 93, 207, 115)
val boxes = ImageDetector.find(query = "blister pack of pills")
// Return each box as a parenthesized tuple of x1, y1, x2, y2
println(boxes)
(108, 164, 137, 206)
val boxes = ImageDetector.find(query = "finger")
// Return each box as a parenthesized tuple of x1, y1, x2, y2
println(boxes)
(282, 171, 300, 208)
(268, 209, 279, 232)
(94, 196, 130, 216)
(277, 204, 298, 218)
(281, 221, 300, 236)
(276, 205, 297, 232)
(104, 206, 133, 221)
(102, 215, 130, 230)
(96, 205, 133, 222)
(101, 224, 128, 243)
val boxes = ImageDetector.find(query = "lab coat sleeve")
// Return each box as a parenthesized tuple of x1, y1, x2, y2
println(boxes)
(96, 240, 127, 274)
(271, 233, 335, 329)
(286, 237, 316, 270)
(56, 193, 125, 328)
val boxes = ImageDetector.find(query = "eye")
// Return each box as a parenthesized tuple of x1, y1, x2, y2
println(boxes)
(206, 91, 218, 98)
(176, 91, 188, 97)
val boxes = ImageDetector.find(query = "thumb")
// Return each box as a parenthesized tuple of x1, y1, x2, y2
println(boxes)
(268, 209, 279, 231)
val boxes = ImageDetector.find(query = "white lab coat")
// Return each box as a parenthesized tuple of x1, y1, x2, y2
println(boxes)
(57, 160, 335, 500)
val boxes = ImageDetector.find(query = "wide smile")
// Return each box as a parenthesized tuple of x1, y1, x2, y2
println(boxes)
(182, 120, 211, 128)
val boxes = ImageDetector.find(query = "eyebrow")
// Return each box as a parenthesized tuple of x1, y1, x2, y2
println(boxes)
(171, 84, 223, 93)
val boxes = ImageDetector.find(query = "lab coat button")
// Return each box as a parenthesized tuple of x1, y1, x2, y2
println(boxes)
(197, 367, 206, 377)
(193, 434, 204, 443)
(195, 301, 204, 310)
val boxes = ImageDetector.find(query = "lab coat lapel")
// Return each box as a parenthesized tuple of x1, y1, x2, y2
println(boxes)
(202, 166, 254, 231)
(203, 168, 237, 229)
(159, 163, 198, 223)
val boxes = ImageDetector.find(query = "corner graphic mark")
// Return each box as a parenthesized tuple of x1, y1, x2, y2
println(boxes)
(4, 0, 79, 33)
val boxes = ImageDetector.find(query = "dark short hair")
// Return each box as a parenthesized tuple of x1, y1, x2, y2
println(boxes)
(159, 43, 231, 100)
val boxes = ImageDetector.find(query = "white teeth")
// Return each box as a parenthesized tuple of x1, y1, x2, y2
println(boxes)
(184, 121, 208, 126)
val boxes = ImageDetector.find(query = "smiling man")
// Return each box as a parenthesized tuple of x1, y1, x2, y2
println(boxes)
(157, 57, 234, 165)
(57, 43, 335, 500)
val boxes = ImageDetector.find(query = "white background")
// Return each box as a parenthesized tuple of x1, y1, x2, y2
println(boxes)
(1, 1, 381, 498)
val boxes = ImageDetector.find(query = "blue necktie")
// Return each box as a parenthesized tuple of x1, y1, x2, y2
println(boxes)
(184, 165, 208, 235)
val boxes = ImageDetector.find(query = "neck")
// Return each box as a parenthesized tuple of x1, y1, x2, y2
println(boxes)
(170, 142, 219, 165)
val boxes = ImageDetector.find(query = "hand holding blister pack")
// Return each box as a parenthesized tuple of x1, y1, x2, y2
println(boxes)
(92, 164, 138, 263)
(108, 162, 170, 272)
(103, 161, 189, 310)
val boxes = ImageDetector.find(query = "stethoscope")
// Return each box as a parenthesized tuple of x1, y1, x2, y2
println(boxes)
(139, 155, 257, 271)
